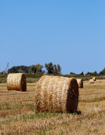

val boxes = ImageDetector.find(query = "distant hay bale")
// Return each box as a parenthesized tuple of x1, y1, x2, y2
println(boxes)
(7, 73, 26, 91)
(77, 79, 83, 88)
(89, 79, 94, 84)
(35, 75, 79, 113)
(93, 77, 96, 81)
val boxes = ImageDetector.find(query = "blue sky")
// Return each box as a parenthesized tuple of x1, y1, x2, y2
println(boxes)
(0, 0, 105, 74)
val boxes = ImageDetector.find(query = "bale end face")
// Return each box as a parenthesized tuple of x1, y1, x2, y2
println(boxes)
(66, 78, 79, 113)
(77, 79, 83, 88)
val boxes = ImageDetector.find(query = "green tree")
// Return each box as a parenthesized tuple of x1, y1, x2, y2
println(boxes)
(8, 65, 30, 73)
(57, 64, 61, 74)
(45, 62, 61, 74)
(29, 64, 45, 74)
(70, 72, 76, 75)
(79, 72, 84, 75)
(99, 68, 105, 75)
(85, 71, 98, 76)
(45, 62, 54, 74)
(54, 64, 57, 71)
(29, 65, 37, 73)
(53, 64, 58, 74)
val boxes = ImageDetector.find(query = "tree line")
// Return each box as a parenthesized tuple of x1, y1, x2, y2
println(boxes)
(8, 62, 61, 75)
(7, 63, 105, 75)
(70, 69, 105, 76)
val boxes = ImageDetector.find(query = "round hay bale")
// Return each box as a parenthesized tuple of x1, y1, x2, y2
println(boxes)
(35, 75, 79, 113)
(77, 79, 83, 88)
(93, 77, 96, 81)
(89, 79, 94, 84)
(7, 73, 26, 91)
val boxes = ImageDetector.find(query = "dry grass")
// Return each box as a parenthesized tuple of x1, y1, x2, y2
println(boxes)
(0, 80, 105, 134)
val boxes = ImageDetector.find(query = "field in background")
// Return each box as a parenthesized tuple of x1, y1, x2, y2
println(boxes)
(1, 73, 105, 83)
(0, 80, 105, 134)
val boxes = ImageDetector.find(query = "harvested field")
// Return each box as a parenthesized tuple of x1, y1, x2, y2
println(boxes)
(0, 80, 105, 134)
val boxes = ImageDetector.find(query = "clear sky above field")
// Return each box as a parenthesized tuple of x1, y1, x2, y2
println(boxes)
(0, 0, 105, 74)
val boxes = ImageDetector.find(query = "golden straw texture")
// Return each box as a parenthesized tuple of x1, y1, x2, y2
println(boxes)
(77, 79, 83, 88)
(35, 75, 79, 113)
(89, 79, 94, 84)
(7, 73, 26, 91)
(93, 77, 96, 81)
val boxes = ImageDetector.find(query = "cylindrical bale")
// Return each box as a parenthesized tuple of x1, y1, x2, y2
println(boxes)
(77, 79, 83, 88)
(35, 75, 79, 113)
(89, 79, 94, 84)
(93, 77, 96, 81)
(7, 73, 26, 91)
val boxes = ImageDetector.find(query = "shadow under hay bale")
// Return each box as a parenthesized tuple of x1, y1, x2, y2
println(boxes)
(7, 73, 26, 91)
(77, 79, 83, 88)
(35, 75, 79, 113)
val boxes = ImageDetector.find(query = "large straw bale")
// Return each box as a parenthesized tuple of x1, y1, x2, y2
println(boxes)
(77, 79, 83, 88)
(89, 79, 94, 84)
(35, 75, 79, 113)
(93, 77, 96, 81)
(7, 73, 26, 91)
